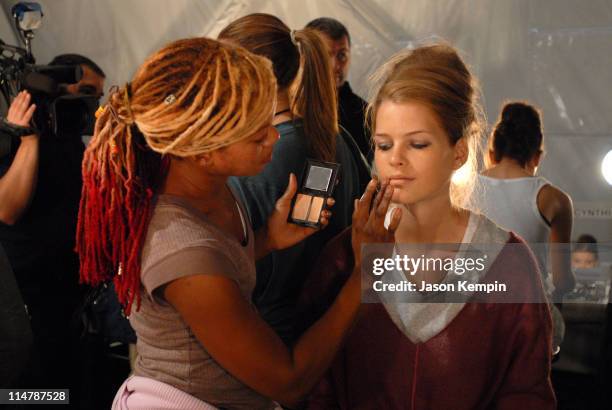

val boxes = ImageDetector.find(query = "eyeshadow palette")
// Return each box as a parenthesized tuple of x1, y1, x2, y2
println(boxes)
(289, 159, 341, 228)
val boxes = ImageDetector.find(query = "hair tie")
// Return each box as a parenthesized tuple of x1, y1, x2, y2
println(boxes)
(290, 29, 299, 48)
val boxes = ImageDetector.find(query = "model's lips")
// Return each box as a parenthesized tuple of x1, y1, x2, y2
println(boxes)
(388, 176, 415, 183)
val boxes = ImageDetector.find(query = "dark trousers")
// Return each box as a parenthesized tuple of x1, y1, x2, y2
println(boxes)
(0, 245, 33, 388)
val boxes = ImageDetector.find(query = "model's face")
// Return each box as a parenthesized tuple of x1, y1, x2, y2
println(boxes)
(373, 100, 465, 206)
(207, 124, 279, 176)
(321, 34, 350, 87)
(571, 251, 598, 269)
(65, 65, 105, 98)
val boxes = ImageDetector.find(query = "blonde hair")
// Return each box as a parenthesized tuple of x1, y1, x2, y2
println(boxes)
(77, 38, 277, 312)
(367, 43, 485, 208)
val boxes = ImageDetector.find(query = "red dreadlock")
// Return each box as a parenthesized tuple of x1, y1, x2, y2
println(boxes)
(76, 38, 276, 314)
(77, 100, 167, 314)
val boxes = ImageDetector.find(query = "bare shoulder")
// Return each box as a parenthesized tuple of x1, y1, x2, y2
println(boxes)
(537, 183, 573, 219)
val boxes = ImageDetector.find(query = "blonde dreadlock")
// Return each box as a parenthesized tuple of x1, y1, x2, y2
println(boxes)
(77, 38, 277, 313)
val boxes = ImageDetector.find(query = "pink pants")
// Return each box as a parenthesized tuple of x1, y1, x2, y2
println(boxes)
(112, 375, 219, 409)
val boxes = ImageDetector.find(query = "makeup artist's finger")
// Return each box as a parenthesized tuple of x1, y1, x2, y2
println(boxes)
(276, 173, 297, 209)
(354, 178, 377, 220)
(387, 207, 402, 234)
(375, 185, 394, 218)
(372, 182, 389, 214)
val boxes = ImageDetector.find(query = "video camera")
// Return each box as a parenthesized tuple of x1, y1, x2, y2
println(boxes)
(0, 2, 99, 153)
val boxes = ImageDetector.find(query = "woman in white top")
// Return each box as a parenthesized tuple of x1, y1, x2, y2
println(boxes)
(474, 102, 575, 299)
(473, 102, 575, 351)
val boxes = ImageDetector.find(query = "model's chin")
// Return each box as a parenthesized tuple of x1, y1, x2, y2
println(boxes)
(392, 190, 418, 207)
(391, 190, 405, 204)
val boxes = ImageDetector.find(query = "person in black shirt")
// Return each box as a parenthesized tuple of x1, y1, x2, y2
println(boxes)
(306, 17, 373, 163)
(0, 245, 32, 388)
(0, 54, 105, 394)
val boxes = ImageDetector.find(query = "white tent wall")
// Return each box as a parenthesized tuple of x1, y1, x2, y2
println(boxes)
(1, 0, 611, 243)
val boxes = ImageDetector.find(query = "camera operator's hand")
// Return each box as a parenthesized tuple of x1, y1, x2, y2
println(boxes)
(6, 91, 37, 139)
(0, 91, 40, 225)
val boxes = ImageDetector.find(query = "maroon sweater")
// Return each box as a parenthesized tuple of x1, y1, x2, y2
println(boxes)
(298, 229, 556, 410)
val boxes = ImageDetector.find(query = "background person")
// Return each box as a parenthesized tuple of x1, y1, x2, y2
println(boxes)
(0, 92, 35, 388)
(571, 233, 598, 269)
(219, 13, 369, 346)
(0, 53, 105, 400)
(306, 17, 372, 163)
(471, 101, 575, 352)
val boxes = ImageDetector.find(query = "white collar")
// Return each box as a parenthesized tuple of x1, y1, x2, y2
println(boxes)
(380, 212, 509, 343)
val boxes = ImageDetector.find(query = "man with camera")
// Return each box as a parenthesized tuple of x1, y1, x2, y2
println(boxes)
(0, 54, 105, 392)
(0, 90, 36, 388)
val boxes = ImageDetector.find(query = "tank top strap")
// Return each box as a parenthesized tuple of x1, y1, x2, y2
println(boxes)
(532, 176, 552, 193)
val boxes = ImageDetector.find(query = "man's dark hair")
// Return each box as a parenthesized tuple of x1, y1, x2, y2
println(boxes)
(573, 234, 598, 258)
(306, 17, 351, 46)
(49, 53, 106, 78)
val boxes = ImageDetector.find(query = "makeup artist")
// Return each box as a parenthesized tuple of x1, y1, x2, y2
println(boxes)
(77, 37, 397, 409)
(220, 13, 370, 347)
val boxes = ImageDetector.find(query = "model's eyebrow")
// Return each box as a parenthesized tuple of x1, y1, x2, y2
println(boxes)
(374, 130, 430, 138)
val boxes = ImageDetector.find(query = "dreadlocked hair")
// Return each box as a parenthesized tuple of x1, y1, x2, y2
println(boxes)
(77, 38, 277, 314)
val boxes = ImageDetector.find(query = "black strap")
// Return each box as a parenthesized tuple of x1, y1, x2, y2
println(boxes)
(274, 108, 291, 117)
(0, 118, 36, 138)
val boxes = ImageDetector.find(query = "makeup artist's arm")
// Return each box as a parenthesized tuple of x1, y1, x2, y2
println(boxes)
(165, 180, 401, 407)
(254, 173, 334, 260)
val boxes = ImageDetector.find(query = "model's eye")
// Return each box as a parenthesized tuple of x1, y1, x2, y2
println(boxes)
(337, 52, 348, 63)
(376, 142, 392, 151)
(411, 142, 430, 149)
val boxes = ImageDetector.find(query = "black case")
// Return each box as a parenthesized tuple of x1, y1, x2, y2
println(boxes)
(289, 158, 341, 228)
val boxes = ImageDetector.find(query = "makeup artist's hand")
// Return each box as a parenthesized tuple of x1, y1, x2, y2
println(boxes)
(351, 178, 402, 266)
(264, 173, 334, 253)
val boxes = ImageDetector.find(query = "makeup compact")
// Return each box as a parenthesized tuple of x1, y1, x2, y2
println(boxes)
(290, 159, 341, 228)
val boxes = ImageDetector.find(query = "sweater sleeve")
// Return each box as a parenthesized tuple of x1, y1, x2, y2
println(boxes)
(296, 227, 354, 334)
(494, 302, 556, 409)
(299, 228, 353, 409)
(494, 237, 556, 409)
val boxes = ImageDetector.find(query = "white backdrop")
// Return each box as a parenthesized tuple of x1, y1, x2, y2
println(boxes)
(2, 0, 611, 241)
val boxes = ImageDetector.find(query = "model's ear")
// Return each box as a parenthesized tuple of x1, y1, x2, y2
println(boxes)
(532, 150, 543, 168)
(488, 149, 497, 165)
(453, 137, 468, 170)
(194, 152, 213, 168)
